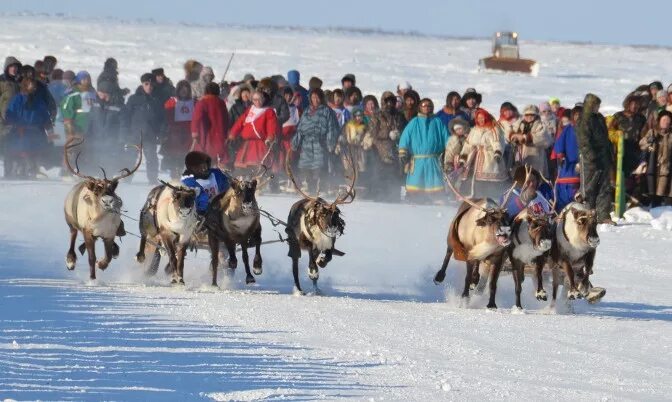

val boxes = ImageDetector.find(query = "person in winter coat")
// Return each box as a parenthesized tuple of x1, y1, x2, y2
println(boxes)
(0, 56, 22, 145)
(363, 92, 407, 201)
(402, 90, 420, 122)
(97, 58, 129, 108)
(639, 110, 672, 207)
(151, 68, 175, 108)
(290, 88, 340, 193)
(459, 108, 509, 198)
(181, 151, 230, 215)
(4, 78, 53, 178)
(47, 69, 69, 106)
(336, 108, 367, 177)
(229, 84, 252, 129)
(435, 91, 468, 129)
(121, 73, 165, 183)
(192, 66, 215, 100)
(272, 86, 300, 181)
(509, 104, 554, 177)
(162, 80, 194, 178)
(553, 105, 582, 211)
(341, 74, 355, 91)
(398, 99, 449, 202)
(287, 69, 309, 110)
(329, 89, 351, 128)
(577, 93, 613, 224)
(191, 82, 230, 168)
(86, 79, 124, 164)
(646, 90, 668, 132)
(257, 77, 290, 129)
(443, 117, 470, 174)
(344, 86, 362, 114)
(20, 65, 57, 123)
(609, 94, 648, 176)
(61, 71, 97, 142)
(362, 94, 379, 124)
(460, 90, 481, 126)
(230, 89, 276, 172)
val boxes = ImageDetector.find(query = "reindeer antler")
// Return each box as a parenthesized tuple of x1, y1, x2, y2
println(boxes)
(64, 137, 95, 181)
(538, 171, 559, 215)
(332, 146, 357, 206)
(112, 141, 143, 182)
(443, 171, 487, 211)
(285, 149, 318, 201)
(500, 165, 533, 209)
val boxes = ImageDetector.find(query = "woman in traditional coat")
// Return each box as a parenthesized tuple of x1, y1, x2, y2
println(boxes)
(163, 80, 194, 178)
(459, 108, 509, 198)
(553, 106, 582, 211)
(640, 110, 672, 207)
(398, 99, 449, 202)
(229, 89, 277, 173)
(191, 82, 230, 168)
(509, 104, 554, 177)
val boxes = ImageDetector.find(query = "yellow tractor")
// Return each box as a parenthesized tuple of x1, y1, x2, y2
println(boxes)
(479, 32, 538, 75)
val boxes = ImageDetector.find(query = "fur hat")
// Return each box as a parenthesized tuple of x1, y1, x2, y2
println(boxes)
(151, 68, 165, 76)
(381, 91, 396, 104)
(104, 57, 118, 72)
(342, 73, 356, 85)
(657, 110, 672, 124)
(461, 90, 481, 106)
(449, 117, 469, 135)
(308, 76, 323, 90)
(185, 151, 211, 170)
(397, 81, 411, 90)
(523, 104, 539, 116)
(657, 90, 668, 100)
(650, 81, 663, 91)
(257, 77, 277, 96)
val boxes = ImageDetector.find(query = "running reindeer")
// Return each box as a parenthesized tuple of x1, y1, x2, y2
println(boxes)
(505, 166, 556, 309)
(205, 164, 273, 287)
(135, 181, 198, 284)
(63, 137, 142, 280)
(285, 150, 356, 295)
(433, 174, 514, 309)
(551, 201, 605, 304)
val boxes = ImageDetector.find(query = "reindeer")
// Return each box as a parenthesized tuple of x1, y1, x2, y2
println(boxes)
(506, 166, 556, 309)
(205, 174, 266, 287)
(433, 176, 514, 309)
(285, 151, 356, 295)
(551, 201, 604, 304)
(63, 137, 142, 280)
(135, 181, 198, 284)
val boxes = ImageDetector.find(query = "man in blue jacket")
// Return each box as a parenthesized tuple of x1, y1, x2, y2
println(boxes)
(181, 151, 230, 215)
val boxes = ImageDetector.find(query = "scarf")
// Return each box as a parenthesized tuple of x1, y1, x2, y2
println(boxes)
(244, 105, 269, 124)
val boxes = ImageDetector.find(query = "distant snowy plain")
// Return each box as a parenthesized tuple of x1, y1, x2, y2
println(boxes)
(0, 15, 671, 401)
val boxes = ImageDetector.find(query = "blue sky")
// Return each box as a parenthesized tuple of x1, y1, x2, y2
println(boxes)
(4, 0, 671, 46)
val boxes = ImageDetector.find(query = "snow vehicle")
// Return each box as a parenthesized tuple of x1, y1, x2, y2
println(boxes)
(479, 32, 539, 75)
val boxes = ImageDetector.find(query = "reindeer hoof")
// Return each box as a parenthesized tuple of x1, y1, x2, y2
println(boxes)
(536, 289, 548, 301)
(292, 287, 305, 296)
(308, 270, 319, 280)
(97, 260, 109, 270)
(112, 243, 120, 259)
(246, 274, 256, 284)
(586, 287, 606, 304)
(433, 271, 446, 284)
(253, 266, 262, 275)
(469, 283, 477, 290)
(567, 289, 581, 300)
(135, 253, 145, 263)
(253, 255, 262, 270)
(228, 259, 238, 269)
(65, 255, 76, 270)
(486, 303, 497, 310)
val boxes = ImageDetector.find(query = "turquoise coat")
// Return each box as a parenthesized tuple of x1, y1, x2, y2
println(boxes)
(399, 115, 449, 193)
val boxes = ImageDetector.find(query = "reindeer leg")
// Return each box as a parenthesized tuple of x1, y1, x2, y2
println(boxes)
(462, 260, 474, 299)
(470, 261, 481, 290)
(135, 233, 147, 263)
(241, 240, 255, 285)
(97, 238, 114, 271)
(162, 235, 179, 285)
(288, 236, 303, 295)
(226, 240, 238, 271)
(252, 226, 262, 275)
(551, 263, 561, 308)
(65, 225, 77, 270)
(487, 255, 504, 309)
(434, 244, 453, 284)
(176, 242, 187, 286)
(84, 232, 97, 280)
(534, 256, 548, 301)
(208, 232, 220, 287)
(511, 258, 523, 309)
(308, 249, 321, 294)
(561, 259, 580, 300)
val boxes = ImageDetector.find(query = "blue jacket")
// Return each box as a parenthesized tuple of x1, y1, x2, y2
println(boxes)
(287, 70, 309, 110)
(554, 124, 580, 179)
(5, 92, 52, 127)
(435, 109, 468, 128)
(181, 169, 230, 214)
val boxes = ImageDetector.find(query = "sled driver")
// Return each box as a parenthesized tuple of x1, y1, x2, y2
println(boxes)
(181, 151, 230, 216)
(500, 165, 553, 220)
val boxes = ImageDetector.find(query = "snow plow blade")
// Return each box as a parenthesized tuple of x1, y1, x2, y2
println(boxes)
(479, 57, 539, 75)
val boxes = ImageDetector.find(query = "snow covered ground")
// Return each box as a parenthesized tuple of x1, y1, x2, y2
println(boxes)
(1, 15, 672, 401)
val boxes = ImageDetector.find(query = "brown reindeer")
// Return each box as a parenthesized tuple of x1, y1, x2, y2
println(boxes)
(63, 138, 142, 280)
(135, 181, 198, 284)
(506, 166, 556, 309)
(551, 201, 604, 304)
(433, 175, 514, 309)
(205, 175, 264, 287)
(285, 150, 356, 295)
